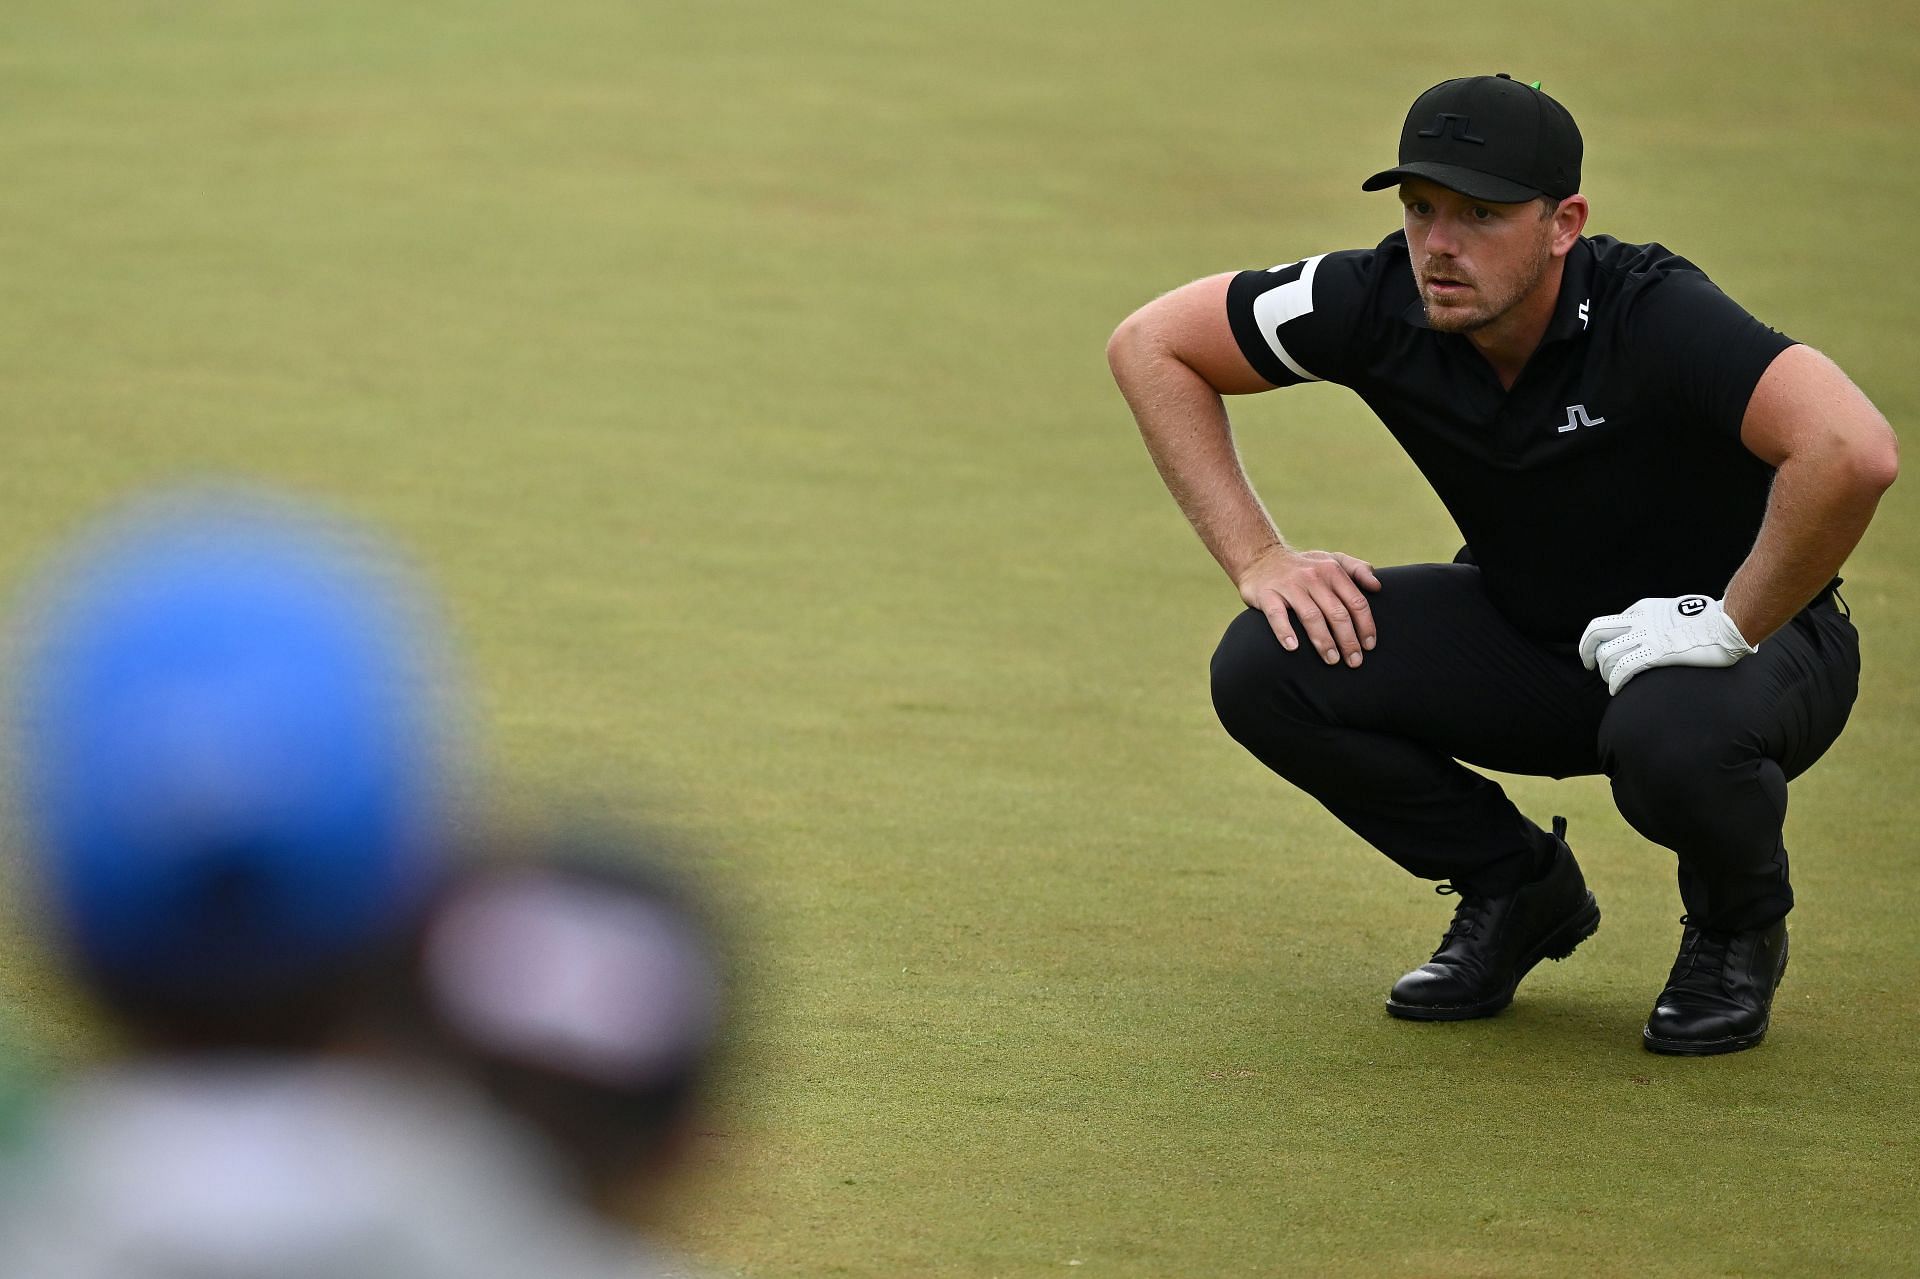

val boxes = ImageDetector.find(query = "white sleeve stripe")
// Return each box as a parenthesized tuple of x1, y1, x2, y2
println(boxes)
(1250, 253, 1325, 383)
(1269, 337, 1319, 383)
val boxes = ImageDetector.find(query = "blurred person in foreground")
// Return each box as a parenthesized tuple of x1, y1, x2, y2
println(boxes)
(0, 492, 656, 1277)
(1108, 74, 1897, 1054)
(397, 839, 729, 1275)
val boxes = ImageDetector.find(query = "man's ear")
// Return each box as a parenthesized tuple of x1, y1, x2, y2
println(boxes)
(1552, 195, 1590, 256)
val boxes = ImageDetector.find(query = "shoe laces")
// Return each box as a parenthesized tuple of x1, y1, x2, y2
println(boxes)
(1669, 914, 1736, 988)
(1433, 884, 1494, 952)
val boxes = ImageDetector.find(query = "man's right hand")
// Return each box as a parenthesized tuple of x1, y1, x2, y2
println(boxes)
(1237, 546, 1382, 667)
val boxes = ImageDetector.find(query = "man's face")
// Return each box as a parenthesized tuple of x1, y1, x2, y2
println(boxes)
(1399, 179, 1558, 333)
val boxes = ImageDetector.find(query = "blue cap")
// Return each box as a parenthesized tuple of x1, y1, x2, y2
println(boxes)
(14, 493, 452, 1000)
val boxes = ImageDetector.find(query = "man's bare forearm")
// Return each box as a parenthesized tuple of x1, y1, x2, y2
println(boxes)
(1107, 331, 1284, 585)
(1724, 452, 1894, 643)
(1108, 277, 1382, 665)
(1725, 346, 1899, 644)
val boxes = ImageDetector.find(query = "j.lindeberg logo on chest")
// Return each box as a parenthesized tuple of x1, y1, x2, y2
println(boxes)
(1557, 404, 1606, 434)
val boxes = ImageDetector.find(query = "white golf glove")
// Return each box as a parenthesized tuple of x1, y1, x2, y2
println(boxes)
(1578, 595, 1756, 695)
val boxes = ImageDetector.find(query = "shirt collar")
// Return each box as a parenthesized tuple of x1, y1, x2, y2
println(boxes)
(1400, 236, 1596, 344)
(1541, 236, 1596, 344)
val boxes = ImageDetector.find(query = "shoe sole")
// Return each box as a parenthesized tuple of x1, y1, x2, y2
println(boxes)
(1386, 891, 1602, 1022)
(1641, 932, 1790, 1056)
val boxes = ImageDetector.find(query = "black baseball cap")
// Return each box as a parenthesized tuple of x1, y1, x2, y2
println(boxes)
(1362, 73, 1582, 203)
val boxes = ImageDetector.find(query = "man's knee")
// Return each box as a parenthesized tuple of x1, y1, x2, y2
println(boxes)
(1599, 675, 1765, 831)
(1210, 608, 1307, 743)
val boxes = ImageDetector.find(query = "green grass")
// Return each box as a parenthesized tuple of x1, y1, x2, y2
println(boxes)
(1, 1, 1917, 1274)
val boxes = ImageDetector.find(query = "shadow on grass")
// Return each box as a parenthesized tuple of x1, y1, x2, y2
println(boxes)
(1288, 984, 1678, 1076)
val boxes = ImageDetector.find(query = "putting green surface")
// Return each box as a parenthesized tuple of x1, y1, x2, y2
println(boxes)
(1, 2, 1916, 1274)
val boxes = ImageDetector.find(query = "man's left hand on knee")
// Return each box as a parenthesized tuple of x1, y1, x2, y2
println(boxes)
(1579, 595, 1756, 695)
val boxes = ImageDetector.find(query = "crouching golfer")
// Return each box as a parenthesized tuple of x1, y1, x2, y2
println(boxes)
(1106, 74, 1896, 1054)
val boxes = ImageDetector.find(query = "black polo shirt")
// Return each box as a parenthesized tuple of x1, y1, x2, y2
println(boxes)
(1225, 233, 1796, 641)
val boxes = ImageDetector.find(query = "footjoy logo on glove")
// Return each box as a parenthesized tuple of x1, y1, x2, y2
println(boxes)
(1677, 597, 1709, 617)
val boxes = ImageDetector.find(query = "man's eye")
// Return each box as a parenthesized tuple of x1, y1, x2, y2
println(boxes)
(1471, 206, 1494, 221)
(1407, 202, 1431, 216)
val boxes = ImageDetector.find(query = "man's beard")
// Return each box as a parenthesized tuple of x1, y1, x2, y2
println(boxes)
(1418, 244, 1552, 334)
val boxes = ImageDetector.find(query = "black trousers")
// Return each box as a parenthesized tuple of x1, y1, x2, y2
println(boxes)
(1209, 563, 1860, 931)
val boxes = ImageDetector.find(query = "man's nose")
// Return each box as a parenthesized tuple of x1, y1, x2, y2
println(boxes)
(1424, 215, 1459, 256)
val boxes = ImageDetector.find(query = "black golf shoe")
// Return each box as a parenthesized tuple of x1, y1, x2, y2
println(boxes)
(1387, 817, 1600, 1021)
(1642, 916, 1788, 1056)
